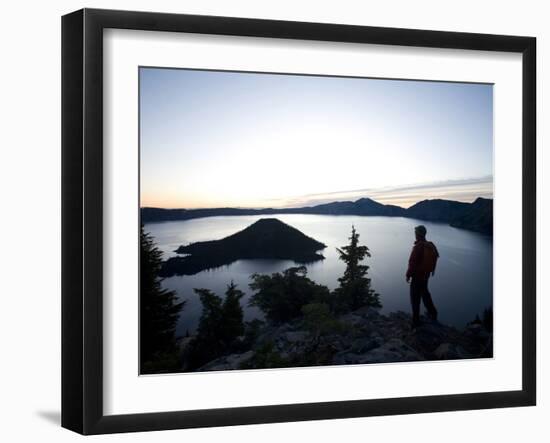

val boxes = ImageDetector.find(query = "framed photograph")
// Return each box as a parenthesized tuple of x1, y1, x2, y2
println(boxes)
(62, 8, 536, 435)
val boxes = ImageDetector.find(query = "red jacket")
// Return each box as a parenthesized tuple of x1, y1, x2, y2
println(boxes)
(406, 240, 439, 280)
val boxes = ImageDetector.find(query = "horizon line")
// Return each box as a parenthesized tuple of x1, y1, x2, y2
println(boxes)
(140, 194, 493, 211)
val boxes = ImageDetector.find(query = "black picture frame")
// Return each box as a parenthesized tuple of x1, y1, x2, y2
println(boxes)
(62, 8, 536, 435)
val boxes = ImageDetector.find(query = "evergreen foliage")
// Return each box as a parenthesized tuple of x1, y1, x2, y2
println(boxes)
(140, 226, 184, 373)
(249, 266, 330, 324)
(221, 282, 246, 339)
(302, 303, 344, 340)
(187, 282, 245, 369)
(333, 226, 381, 312)
(238, 342, 291, 369)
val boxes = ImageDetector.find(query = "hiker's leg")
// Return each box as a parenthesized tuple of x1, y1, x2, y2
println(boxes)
(421, 279, 438, 320)
(410, 279, 421, 325)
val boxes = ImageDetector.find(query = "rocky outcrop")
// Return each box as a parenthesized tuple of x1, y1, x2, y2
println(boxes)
(195, 307, 493, 371)
(199, 351, 255, 371)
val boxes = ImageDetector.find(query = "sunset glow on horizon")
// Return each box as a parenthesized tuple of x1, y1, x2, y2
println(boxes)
(140, 68, 493, 210)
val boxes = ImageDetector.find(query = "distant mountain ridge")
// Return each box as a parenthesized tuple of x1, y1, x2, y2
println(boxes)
(449, 198, 493, 235)
(142, 197, 493, 235)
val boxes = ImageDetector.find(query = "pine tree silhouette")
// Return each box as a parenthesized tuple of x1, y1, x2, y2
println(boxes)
(140, 225, 184, 373)
(334, 226, 381, 312)
(186, 282, 245, 369)
(221, 281, 245, 339)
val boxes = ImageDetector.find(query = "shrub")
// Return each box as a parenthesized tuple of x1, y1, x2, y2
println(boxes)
(249, 266, 330, 324)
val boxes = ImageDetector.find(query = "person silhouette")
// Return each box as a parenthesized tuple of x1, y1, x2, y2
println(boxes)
(406, 225, 439, 328)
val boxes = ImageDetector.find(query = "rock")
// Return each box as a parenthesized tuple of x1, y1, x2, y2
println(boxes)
(276, 323, 294, 334)
(354, 306, 382, 320)
(198, 350, 254, 371)
(433, 343, 471, 360)
(194, 304, 492, 371)
(476, 329, 491, 340)
(356, 348, 406, 364)
(318, 334, 348, 352)
(466, 323, 483, 334)
(254, 323, 292, 348)
(284, 331, 308, 343)
(332, 351, 364, 365)
(433, 343, 452, 359)
(338, 313, 366, 327)
(351, 336, 383, 354)
(177, 336, 195, 352)
(410, 321, 453, 351)
(381, 338, 424, 360)
(388, 311, 411, 321)
(333, 338, 423, 365)
(358, 344, 422, 364)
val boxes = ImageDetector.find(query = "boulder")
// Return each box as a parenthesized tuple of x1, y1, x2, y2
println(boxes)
(198, 350, 254, 371)
(332, 351, 365, 365)
(354, 306, 382, 320)
(350, 336, 383, 354)
(333, 338, 423, 365)
(284, 331, 308, 343)
(433, 343, 471, 360)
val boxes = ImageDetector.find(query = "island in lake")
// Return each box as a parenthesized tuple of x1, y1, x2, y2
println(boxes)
(159, 218, 327, 277)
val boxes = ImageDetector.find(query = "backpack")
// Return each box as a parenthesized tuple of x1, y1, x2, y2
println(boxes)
(419, 241, 439, 274)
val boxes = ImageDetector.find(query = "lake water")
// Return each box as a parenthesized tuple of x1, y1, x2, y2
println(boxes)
(144, 215, 493, 336)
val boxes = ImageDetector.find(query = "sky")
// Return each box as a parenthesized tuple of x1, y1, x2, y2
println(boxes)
(140, 67, 493, 209)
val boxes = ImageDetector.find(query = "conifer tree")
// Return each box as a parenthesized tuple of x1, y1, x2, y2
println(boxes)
(194, 289, 224, 347)
(333, 226, 381, 312)
(187, 282, 245, 369)
(140, 225, 185, 373)
(221, 281, 245, 339)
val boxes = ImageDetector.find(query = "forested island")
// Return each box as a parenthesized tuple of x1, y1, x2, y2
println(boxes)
(141, 196, 493, 235)
(160, 218, 326, 276)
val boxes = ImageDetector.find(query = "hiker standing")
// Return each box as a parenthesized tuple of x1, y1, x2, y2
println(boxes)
(406, 225, 439, 327)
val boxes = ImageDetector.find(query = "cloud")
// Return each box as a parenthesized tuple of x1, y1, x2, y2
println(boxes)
(267, 176, 493, 209)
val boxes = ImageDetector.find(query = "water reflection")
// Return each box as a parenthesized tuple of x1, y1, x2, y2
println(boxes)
(145, 214, 493, 335)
